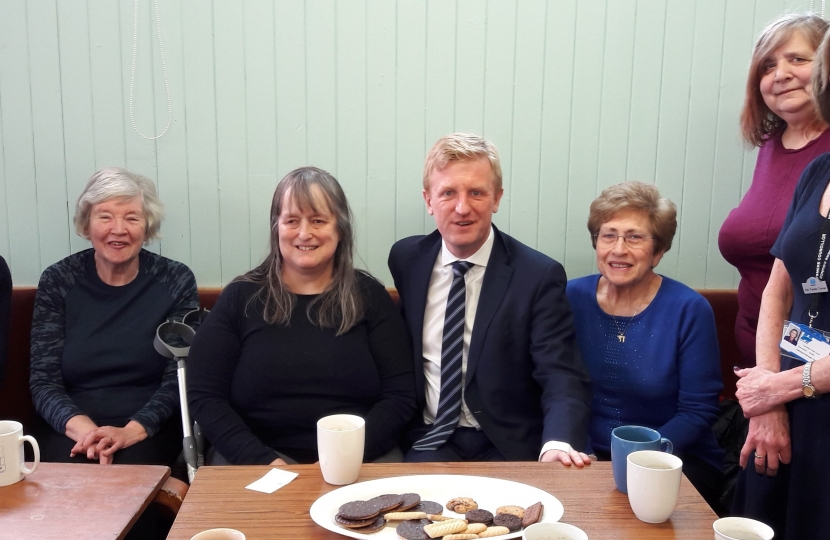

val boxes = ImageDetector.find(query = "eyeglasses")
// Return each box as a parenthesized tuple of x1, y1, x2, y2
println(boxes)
(593, 232, 654, 247)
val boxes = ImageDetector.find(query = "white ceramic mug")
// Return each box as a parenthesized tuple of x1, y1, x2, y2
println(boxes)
(713, 517, 774, 540)
(522, 522, 588, 540)
(317, 414, 365, 485)
(626, 449, 683, 523)
(0, 420, 40, 487)
(190, 528, 246, 540)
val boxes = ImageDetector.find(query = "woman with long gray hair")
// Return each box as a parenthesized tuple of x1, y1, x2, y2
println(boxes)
(187, 166, 416, 465)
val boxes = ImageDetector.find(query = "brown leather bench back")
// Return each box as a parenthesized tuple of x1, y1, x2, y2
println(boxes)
(0, 286, 740, 432)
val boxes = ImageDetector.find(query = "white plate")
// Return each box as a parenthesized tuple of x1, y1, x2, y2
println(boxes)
(309, 474, 564, 540)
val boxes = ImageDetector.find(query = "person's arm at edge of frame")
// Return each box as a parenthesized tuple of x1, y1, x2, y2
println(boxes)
(734, 259, 793, 476)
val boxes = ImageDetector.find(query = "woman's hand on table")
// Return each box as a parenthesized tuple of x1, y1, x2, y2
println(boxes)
(739, 406, 791, 476)
(541, 449, 592, 467)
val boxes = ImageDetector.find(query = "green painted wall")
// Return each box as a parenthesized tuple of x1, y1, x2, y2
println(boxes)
(0, 0, 812, 286)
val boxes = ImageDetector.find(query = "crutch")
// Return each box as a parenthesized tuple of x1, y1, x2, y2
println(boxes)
(153, 308, 210, 483)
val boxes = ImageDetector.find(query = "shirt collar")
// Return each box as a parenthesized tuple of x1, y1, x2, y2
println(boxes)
(440, 225, 494, 268)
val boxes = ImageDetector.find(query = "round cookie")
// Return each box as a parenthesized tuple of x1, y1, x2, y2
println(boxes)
(496, 505, 525, 518)
(465, 509, 494, 525)
(354, 515, 386, 534)
(335, 513, 377, 529)
(412, 500, 443, 514)
(493, 513, 523, 531)
(368, 493, 404, 512)
(338, 500, 382, 520)
(446, 497, 478, 513)
(397, 493, 422, 511)
(395, 518, 432, 540)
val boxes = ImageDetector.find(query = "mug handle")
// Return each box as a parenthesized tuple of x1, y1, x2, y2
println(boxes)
(20, 435, 40, 475)
(660, 437, 673, 454)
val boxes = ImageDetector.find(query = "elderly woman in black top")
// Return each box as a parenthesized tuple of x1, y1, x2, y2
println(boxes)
(30, 167, 198, 465)
(187, 167, 416, 465)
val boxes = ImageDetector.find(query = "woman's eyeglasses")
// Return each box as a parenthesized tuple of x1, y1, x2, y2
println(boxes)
(593, 232, 654, 247)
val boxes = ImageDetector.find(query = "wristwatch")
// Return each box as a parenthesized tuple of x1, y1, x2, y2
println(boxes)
(803, 361, 818, 399)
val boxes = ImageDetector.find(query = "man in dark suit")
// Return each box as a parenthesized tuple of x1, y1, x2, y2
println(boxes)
(388, 133, 592, 464)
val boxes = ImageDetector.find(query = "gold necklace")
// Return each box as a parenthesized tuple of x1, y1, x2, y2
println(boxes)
(611, 307, 639, 343)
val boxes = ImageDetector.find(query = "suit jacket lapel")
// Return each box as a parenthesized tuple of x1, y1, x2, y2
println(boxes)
(466, 228, 512, 383)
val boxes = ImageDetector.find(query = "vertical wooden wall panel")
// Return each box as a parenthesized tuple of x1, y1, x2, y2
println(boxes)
(508, 0, 547, 247)
(676, 1, 726, 286)
(537, 0, 577, 264)
(214, 1, 252, 282)
(181, 0, 222, 286)
(395, 0, 428, 242)
(334, 0, 368, 266)
(454, 1, 487, 135)
(652, 0, 696, 277)
(88, 0, 128, 171)
(27, 2, 71, 269)
(56, 0, 97, 257)
(366, 1, 397, 282)
(306, 0, 339, 173)
(564, 0, 607, 281)
(0, 0, 815, 285)
(0, 1, 41, 281)
(245, 0, 278, 266)
(482, 0, 517, 231)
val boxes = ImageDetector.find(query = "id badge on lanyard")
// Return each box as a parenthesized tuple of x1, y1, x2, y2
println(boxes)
(804, 207, 830, 327)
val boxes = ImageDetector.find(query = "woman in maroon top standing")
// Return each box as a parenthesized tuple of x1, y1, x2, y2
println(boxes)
(719, 13, 830, 367)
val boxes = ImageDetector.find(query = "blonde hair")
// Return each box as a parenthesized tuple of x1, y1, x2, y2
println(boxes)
(423, 133, 502, 191)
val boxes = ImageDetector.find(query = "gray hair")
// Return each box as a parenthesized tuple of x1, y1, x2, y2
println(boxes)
(423, 133, 503, 191)
(74, 167, 164, 243)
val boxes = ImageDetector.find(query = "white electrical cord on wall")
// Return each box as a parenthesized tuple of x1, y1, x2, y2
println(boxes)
(129, 0, 172, 140)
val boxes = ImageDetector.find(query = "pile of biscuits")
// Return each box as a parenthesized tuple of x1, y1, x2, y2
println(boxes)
(334, 493, 543, 538)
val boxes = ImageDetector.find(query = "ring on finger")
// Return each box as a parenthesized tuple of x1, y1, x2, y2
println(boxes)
(754, 453, 766, 459)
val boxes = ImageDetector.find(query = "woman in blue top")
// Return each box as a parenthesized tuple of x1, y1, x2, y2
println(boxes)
(566, 181, 724, 512)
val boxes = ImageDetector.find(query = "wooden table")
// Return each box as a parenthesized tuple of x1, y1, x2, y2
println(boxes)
(168, 462, 717, 539)
(0, 462, 170, 539)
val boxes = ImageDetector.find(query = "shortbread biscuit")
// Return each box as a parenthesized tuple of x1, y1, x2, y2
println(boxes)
(478, 526, 511, 537)
(463, 523, 487, 534)
(427, 513, 453, 521)
(424, 518, 468, 538)
(384, 511, 428, 521)
(443, 535, 479, 540)
(446, 497, 478, 513)
(495, 505, 524, 518)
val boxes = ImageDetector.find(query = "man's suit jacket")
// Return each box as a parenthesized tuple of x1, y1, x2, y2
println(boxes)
(388, 226, 591, 460)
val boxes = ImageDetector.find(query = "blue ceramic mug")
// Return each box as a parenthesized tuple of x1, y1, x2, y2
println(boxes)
(611, 425, 673, 493)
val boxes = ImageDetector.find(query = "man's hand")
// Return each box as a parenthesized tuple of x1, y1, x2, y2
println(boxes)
(541, 449, 591, 467)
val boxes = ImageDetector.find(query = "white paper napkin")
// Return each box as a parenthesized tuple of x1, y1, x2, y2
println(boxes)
(245, 468, 299, 494)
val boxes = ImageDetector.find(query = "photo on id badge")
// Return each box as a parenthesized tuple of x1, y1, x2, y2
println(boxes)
(780, 321, 830, 363)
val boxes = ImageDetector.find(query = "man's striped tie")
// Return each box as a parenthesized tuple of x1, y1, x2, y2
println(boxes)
(412, 260, 473, 451)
